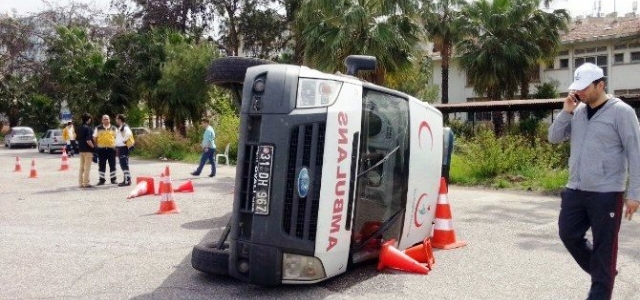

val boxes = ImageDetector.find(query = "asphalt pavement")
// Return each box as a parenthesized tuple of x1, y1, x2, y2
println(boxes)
(1, 147, 639, 300)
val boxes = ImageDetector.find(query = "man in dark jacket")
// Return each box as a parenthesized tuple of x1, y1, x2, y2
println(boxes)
(77, 113, 95, 188)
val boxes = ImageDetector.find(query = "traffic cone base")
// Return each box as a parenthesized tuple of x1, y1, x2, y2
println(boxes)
(156, 165, 180, 214)
(14, 156, 22, 172)
(29, 159, 38, 178)
(59, 148, 69, 171)
(128, 181, 149, 199)
(174, 180, 194, 193)
(377, 240, 429, 275)
(431, 177, 467, 250)
(404, 238, 435, 269)
(156, 201, 180, 214)
(135, 177, 155, 195)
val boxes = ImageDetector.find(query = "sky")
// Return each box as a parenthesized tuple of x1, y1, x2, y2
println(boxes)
(0, 0, 113, 16)
(0, 0, 638, 17)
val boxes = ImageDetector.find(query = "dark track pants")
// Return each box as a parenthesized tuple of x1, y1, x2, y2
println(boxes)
(117, 146, 131, 184)
(559, 188, 624, 300)
(97, 147, 116, 183)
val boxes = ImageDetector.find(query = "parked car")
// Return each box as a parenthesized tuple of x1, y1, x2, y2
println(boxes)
(4, 127, 37, 149)
(38, 129, 65, 154)
(131, 127, 151, 137)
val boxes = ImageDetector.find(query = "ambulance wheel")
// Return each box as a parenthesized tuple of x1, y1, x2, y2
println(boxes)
(206, 57, 275, 107)
(191, 241, 230, 276)
(206, 56, 275, 87)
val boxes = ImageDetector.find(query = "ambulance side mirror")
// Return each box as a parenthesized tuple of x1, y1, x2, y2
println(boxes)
(344, 55, 377, 76)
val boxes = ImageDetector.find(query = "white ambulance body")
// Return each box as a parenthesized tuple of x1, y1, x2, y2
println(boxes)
(193, 57, 444, 286)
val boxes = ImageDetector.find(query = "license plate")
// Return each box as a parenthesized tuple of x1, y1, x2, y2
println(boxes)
(21, 137, 30, 140)
(252, 145, 273, 215)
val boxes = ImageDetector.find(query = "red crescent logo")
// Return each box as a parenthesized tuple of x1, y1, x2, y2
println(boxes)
(418, 121, 433, 150)
(414, 193, 429, 227)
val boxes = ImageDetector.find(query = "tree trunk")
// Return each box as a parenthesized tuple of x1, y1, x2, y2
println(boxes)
(489, 89, 504, 136)
(441, 46, 450, 105)
(519, 75, 531, 120)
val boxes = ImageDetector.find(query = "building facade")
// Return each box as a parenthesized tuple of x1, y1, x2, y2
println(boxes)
(429, 15, 640, 120)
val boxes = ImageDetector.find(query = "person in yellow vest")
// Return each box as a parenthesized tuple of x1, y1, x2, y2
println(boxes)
(92, 114, 118, 185)
(62, 121, 76, 157)
(115, 114, 134, 186)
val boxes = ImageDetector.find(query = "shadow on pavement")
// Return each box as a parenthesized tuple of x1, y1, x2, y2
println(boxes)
(131, 215, 381, 299)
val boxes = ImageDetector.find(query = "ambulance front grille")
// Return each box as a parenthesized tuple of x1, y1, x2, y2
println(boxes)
(283, 122, 325, 241)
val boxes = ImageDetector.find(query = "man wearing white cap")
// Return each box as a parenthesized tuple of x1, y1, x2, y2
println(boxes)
(549, 62, 640, 300)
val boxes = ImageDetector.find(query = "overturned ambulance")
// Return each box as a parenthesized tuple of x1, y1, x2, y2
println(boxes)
(192, 55, 449, 285)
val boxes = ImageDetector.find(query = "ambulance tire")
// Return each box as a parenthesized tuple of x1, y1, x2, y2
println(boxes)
(206, 56, 275, 87)
(191, 241, 230, 276)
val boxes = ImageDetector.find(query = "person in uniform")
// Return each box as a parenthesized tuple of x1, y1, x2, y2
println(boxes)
(93, 114, 118, 185)
(115, 114, 134, 186)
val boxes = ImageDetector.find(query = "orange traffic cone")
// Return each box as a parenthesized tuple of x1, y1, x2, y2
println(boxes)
(127, 181, 149, 199)
(155, 172, 164, 195)
(136, 177, 155, 195)
(14, 156, 22, 172)
(156, 166, 179, 214)
(377, 240, 429, 274)
(431, 177, 467, 250)
(174, 180, 194, 193)
(404, 238, 435, 269)
(59, 148, 69, 171)
(29, 159, 38, 178)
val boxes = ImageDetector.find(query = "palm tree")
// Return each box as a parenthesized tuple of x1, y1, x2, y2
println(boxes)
(420, 0, 469, 106)
(517, 2, 569, 100)
(456, 0, 568, 134)
(298, 0, 422, 85)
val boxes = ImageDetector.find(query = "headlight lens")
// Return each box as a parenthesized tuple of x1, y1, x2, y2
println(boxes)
(282, 253, 326, 281)
(296, 79, 343, 108)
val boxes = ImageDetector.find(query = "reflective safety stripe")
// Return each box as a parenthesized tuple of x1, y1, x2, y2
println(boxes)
(434, 218, 454, 230)
(437, 194, 449, 204)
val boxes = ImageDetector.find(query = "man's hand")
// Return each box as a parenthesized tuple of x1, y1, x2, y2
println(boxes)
(624, 199, 640, 221)
(563, 94, 579, 114)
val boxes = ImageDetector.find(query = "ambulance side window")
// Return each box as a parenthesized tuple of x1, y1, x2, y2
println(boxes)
(353, 89, 410, 242)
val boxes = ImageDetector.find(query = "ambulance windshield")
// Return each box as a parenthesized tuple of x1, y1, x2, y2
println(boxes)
(351, 89, 410, 249)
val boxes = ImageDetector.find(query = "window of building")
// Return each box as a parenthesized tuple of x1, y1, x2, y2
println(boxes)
(547, 61, 555, 69)
(614, 43, 628, 50)
(559, 58, 569, 68)
(575, 55, 608, 76)
(629, 40, 640, 49)
(614, 53, 625, 64)
(468, 111, 492, 122)
(631, 52, 640, 62)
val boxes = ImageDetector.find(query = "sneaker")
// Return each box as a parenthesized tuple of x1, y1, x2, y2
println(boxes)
(82, 185, 94, 188)
(191, 172, 200, 176)
(96, 181, 106, 186)
(208, 174, 215, 177)
(118, 182, 131, 187)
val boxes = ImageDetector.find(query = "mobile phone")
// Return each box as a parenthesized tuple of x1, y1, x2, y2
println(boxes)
(574, 94, 581, 103)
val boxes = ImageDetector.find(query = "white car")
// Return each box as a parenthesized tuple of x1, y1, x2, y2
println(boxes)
(4, 127, 37, 149)
(38, 129, 65, 154)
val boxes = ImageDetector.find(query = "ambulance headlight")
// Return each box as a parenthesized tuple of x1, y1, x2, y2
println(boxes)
(282, 253, 326, 281)
(297, 79, 342, 108)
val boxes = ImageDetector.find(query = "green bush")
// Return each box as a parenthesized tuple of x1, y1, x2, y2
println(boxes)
(450, 129, 570, 192)
(213, 113, 240, 163)
(134, 131, 195, 160)
(134, 113, 241, 164)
